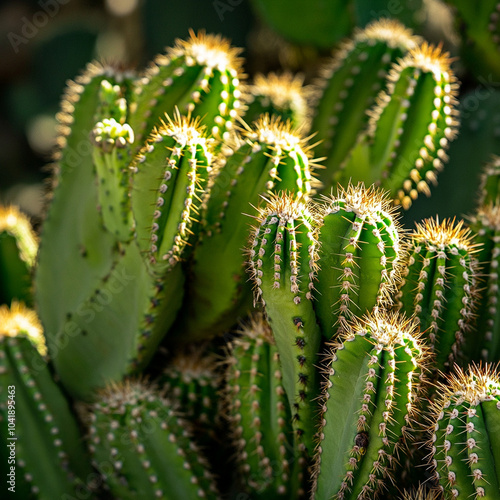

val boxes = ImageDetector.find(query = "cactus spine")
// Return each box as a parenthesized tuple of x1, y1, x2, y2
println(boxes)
(312, 311, 428, 500)
(313, 184, 403, 340)
(397, 217, 479, 372)
(427, 363, 500, 499)
(87, 379, 219, 500)
(248, 192, 321, 459)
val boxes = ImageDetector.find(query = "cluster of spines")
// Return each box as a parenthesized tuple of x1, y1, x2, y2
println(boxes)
(369, 43, 459, 208)
(247, 192, 322, 459)
(311, 311, 428, 500)
(225, 314, 294, 498)
(396, 217, 479, 372)
(87, 379, 219, 499)
(312, 18, 421, 189)
(0, 303, 94, 499)
(132, 111, 214, 272)
(426, 363, 500, 499)
(312, 183, 403, 339)
(130, 30, 244, 148)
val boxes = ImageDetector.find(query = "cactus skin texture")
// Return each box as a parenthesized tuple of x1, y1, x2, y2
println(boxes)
(340, 43, 459, 209)
(129, 30, 244, 149)
(427, 363, 500, 499)
(311, 311, 428, 500)
(0, 206, 38, 306)
(478, 155, 500, 207)
(469, 203, 500, 362)
(225, 314, 296, 499)
(175, 115, 319, 341)
(396, 217, 479, 373)
(0, 303, 94, 500)
(87, 379, 219, 500)
(313, 184, 403, 340)
(312, 18, 420, 190)
(248, 192, 321, 460)
(243, 72, 313, 129)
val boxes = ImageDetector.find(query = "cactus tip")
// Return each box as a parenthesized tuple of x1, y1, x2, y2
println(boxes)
(358, 18, 421, 50)
(413, 217, 477, 251)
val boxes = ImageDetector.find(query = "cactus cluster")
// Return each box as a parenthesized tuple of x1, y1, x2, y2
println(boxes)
(2, 11, 500, 500)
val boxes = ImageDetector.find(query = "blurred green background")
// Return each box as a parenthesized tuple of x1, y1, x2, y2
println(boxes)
(1, 0, 499, 228)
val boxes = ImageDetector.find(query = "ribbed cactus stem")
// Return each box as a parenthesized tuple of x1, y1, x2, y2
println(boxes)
(91, 79, 135, 241)
(243, 72, 313, 129)
(427, 363, 500, 499)
(176, 115, 320, 341)
(469, 203, 500, 362)
(131, 110, 214, 274)
(225, 314, 295, 498)
(312, 18, 420, 190)
(478, 155, 500, 206)
(397, 217, 479, 372)
(313, 183, 403, 340)
(0, 303, 94, 499)
(312, 311, 428, 500)
(87, 379, 219, 500)
(129, 30, 244, 148)
(248, 192, 321, 458)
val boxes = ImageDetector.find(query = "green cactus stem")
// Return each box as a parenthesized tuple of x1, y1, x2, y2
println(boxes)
(478, 155, 500, 207)
(175, 115, 320, 341)
(129, 30, 245, 149)
(313, 183, 403, 340)
(0, 206, 38, 305)
(312, 18, 421, 190)
(340, 43, 460, 209)
(90, 79, 135, 242)
(35, 63, 131, 345)
(248, 192, 321, 460)
(131, 110, 214, 275)
(427, 363, 500, 499)
(396, 217, 480, 373)
(0, 303, 94, 500)
(225, 314, 296, 499)
(311, 310, 428, 500)
(243, 72, 313, 129)
(87, 379, 219, 500)
(468, 203, 500, 362)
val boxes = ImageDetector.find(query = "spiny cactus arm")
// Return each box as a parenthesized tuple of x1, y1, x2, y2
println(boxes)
(397, 218, 479, 372)
(0, 303, 94, 499)
(131, 111, 214, 275)
(243, 72, 312, 129)
(312, 18, 421, 189)
(312, 312, 427, 500)
(90, 79, 135, 242)
(176, 116, 320, 341)
(225, 315, 294, 498)
(35, 63, 125, 342)
(478, 155, 500, 207)
(129, 30, 244, 148)
(367, 43, 459, 208)
(314, 184, 403, 340)
(428, 363, 500, 499)
(248, 193, 322, 457)
(88, 380, 219, 500)
(0, 205, 38, 305)
(51, 242, 185, 400)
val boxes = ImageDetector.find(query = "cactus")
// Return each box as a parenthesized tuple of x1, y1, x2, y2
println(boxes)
(478, 155, 500, 207)
(313, 183, 403, 340)
(311, 310, 428, 500)
(174, 115, 320, 341)
(400, 486, 443, 500)
(0, 302, 94, 499)
(396, 217, 479, 373)
(427, 362, 500, 499)
(248, 192, 321, 459)
(243, 72, 313, 129)
(312, 18, 420, 189)
(86, 379, 219, 500)
(129, 30, 245, 148)
(0, 206, 37, 306)
(225, 314, 296, 499)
